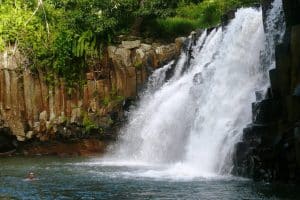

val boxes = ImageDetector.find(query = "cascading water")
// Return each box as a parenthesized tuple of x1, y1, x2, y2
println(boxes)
(262, 0, 286, 71)
(102, 1, 285, 179)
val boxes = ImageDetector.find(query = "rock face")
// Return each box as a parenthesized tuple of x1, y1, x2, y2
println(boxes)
(0, 126, 17, 154)
(0, 38, 184, 151)
(233, 0, 300, 183)
(21, 139, 107, 156)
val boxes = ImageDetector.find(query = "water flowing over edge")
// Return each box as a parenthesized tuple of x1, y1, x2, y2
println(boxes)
(87, 2, 285, 180)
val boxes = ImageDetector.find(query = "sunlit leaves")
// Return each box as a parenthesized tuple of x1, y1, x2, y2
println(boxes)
(0, 0, 259, 87)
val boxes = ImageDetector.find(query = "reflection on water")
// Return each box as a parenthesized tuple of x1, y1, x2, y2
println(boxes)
(0, 156, 300, 200)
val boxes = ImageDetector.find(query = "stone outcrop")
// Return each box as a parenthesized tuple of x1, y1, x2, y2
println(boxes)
(21, 139, 107, 156)
(0, 126, 17, 155)
(233, 0, 300, 183)
(0, 38, 184, 154)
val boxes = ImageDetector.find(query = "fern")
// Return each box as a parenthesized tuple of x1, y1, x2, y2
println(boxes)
(73, 30, 98, 57)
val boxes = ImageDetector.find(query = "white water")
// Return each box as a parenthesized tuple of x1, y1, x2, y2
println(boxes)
(101, 2, 285, 179)
(262, 0, 286, 72)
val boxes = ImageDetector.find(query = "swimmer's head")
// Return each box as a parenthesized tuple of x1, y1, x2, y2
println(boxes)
(28, 172, 35, 179)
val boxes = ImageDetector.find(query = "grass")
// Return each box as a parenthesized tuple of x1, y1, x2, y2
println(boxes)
(143, 0, 260, 40)
(158, 17, 200, 37)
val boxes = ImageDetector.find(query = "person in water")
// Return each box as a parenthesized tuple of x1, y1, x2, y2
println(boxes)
(27, 172, 35, 180)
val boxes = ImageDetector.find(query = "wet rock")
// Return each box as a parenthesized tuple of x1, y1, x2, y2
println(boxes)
(283, 0, 300, 27)
(291, 25, 300, 90)
(123, 97, 135, 112)
(233, 1, 300, 183)
(261, 0, 273, 25)
(234, 142, 250, 163)
(175, 37, 185, 52)
(294, 85, 300, 97)
(255, 91, 264, 101)
(252, 99, 280, 124)
(155, 44, 177, 65)
(269, 68, 280, 98)
(222, 9, 236, 27)
(193, 73, 204, 85)
(275, 42, 292, 97)
(0, 128, 17, 153)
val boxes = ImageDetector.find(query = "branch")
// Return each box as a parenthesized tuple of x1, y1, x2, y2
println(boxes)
(25, 0, 41, 25)
(39, 0, 50, 37)
(25, 0, 50, 37)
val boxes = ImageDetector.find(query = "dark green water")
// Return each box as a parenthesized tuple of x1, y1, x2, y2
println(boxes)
(0, 156, 299, 200)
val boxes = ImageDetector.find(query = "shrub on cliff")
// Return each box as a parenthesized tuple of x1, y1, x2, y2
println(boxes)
(0, 0, 138, 87)
(0, 0, 259, 87)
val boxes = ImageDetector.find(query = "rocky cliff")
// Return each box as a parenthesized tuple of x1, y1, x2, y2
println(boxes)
(233, 0, 300, 183)
(0, 38, 184, 155)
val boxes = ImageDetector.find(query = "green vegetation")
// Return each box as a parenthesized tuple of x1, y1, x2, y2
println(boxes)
(101, 88, 125, 107)
(148, 0, 260, 39)
(149, 17, 199, 39)
(0, 0, 259, 87)
(82, 113, 97, 133)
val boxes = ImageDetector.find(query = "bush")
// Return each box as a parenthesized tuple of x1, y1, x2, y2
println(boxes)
(83, 114, 98, 133)
(152, 17, 199, 39)
(143, 0, 259, 40)
(176, 0, 260, 28)
(0, 0, 260, 88)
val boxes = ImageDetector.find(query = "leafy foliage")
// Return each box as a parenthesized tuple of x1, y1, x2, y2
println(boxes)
(0, 0, 259, 87)
(148, 17, 199, 39)
(141, 0, 259, 39)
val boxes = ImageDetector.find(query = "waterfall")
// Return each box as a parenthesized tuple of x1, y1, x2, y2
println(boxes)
(103, 2, 285, 179)
(261, 0, 286, 75)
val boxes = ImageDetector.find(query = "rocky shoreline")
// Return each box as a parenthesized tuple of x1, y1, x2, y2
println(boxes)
(19, 139, 108, 157)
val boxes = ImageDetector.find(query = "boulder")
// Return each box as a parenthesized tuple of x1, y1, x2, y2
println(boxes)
(135, 49, 146, 62)
(39, 111, 48, 122)
(140, 44, 152, 51)
(175, 37, 185, 53)
(107, 46, 117, 58)
(155, 44, 177, 65)
(16, 135, 26, 142)
(114, 48, 132, 67)
(122, 40, 141, 49)
(26, 131, 35, 139)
